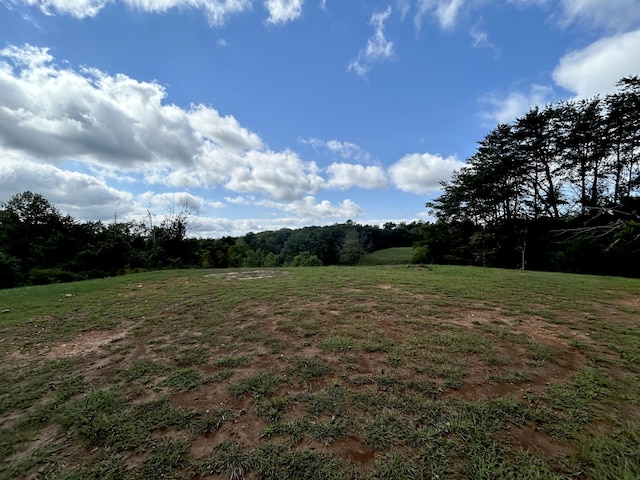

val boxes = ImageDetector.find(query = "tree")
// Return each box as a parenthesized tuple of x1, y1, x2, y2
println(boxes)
(338, 229, 365, 265)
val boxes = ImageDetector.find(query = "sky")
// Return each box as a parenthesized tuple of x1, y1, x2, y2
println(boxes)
(1, 0, 639, 238)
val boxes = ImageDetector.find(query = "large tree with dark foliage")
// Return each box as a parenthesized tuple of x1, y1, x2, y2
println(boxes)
(425, 76, 640, 276)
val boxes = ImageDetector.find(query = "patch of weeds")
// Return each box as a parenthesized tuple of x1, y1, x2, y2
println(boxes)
(526, 341, 556, 366)
(261, 419, 307, 444)
(210, 369, 235, 382)
(371, 452, 422, 480)
(0, 357, 79, 415)
(263, 338, 288, 354)
(574, 419, 640, 479)
(373, 375, 402, 392)
(54, 373, 87, 402)
(483, 351, 512, 366)
(119, 358, 169, 383)
(174, 346, 207, 367)
(300, 318, 323, 337)
(160, 367, 205, 392)
(290, 356, 332, 381)
(361, 338, 395, 353)
(463, 441, 562, 480)
(188, 407, 230, 434)
(198, 440, 254, 480)
(134, 439, 190, 480)
(253, 444, 354, 480)
(533, 367, 616, 439)
(61, 391, 188, 450)
(3, 441, 69, 479)
(214, 355, 250, 367)
(487, 370, 533, 384)
(308, 418, 348, 445)
(386, 352, 403, 367)
(362, 409, 414, 450)
(229, 371, 282, 398)
(319, 335, 353, 352)
(305, 383, 347, 417)
(439, 367, 465, 389)
(255, 395, 289, 422)
(47, 451, 126, 480)
(430, 330, 489, 354)
(407, 379, 440, 398)
(570, 339, 591, 351)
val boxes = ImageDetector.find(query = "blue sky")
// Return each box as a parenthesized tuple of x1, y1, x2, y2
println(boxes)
(1, 0, 639, 237)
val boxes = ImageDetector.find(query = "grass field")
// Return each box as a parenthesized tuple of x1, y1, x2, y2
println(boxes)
(1, 265, 639, 479)
(358, 247, 413, 265)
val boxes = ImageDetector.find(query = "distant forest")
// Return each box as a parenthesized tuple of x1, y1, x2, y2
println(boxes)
(0, 190, 427, 288)
(1, 76, 639, 288)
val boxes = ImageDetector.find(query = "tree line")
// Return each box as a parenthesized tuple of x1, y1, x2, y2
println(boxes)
(422, 76, 640, 276)
(0, 191, 427, 289)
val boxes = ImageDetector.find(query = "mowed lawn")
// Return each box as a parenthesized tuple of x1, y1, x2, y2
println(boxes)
(1, 265, 639, 479)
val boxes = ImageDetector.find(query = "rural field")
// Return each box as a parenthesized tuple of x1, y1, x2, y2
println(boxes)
(1, 263, 639, 479)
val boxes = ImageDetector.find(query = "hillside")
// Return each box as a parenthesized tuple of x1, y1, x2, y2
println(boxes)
(1, 266, 639, 479)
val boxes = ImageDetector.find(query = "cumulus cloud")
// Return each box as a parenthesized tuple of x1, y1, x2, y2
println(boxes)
(18, 0, 253, 25)
(326, 163, 388, 190)
(553, 30, 640, 98)
(415, 0, 465, 31)
(138, 191, 206, 214)
(480, 84, 554, 125)
(0, 44, 330, 206)
(0, 44, 201, 168)
(388, 153, 464, 194)
(348, 6, 394, 78)
(0, 156, 135, 220)
(265, 0, 303, 24)
(224, 149, 324, 201)
(258, 195, 364, 218)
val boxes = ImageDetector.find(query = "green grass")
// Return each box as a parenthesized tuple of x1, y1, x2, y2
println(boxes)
(358, 247, 413, 265)
(1, 265, 640, 479)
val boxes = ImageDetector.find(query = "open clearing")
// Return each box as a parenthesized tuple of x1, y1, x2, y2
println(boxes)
(1, 265, 639, 479)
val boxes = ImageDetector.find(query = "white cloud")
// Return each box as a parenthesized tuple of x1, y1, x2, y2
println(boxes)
(299, 137, 371, 162)
(480, 84, 554, 125)
(415, 0, 466, 31)
(265, 0, 303, 24)
(0, 44, 201, 168)
(224, 149, 324, 201)
(469, 19, 496, 52)
(258, 195, 364, 218)
(553, 29, 640, 98)
(396, 0, 410, 20)
(348, 6, 394, 78)
(0, 44, 330, 205)
(326, 163, 388, 190)
(0, 156, 136, 221)
(224, 195, 254, 205)
(557, 0, 640, 32)
(138, 191, 206, 214)
(388, 153, 464, 194)
(19, 0, 253, 25)
(189, 104, 263, 152)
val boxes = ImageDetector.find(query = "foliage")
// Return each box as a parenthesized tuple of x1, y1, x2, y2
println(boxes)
(424, 76, 640, 276)
(0, 191, 428, 288)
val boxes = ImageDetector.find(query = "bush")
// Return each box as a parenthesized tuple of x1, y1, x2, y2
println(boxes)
(0, 251, 22, 288)
(290, 252, 322, 267)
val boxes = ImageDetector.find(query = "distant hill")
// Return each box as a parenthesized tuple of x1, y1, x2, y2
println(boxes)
(358, 247, 413, 265)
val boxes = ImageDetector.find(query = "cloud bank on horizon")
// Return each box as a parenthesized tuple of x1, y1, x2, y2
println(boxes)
(1, 0, 639, 237)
